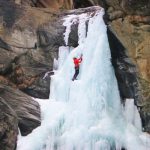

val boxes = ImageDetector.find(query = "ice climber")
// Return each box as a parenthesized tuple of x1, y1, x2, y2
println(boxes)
(72, 54, 82, 81)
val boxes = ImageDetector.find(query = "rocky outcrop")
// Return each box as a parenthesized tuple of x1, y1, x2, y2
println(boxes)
(109, 16, 150, 81)
(0, 97, 18, 150)
(14, 0, 73, 9)
(0, 85, 41, 136)
(0, 0, 58, 98)
(107, 28, 141, 105)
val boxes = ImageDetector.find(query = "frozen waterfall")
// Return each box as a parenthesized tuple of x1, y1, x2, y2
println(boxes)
(17, 7, 150, 150)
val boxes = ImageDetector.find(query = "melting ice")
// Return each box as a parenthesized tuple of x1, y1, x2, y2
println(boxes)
(17, 7, 150, 150)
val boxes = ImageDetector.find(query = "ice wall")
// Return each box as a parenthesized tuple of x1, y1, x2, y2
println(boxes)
(17, 7, 150, 150)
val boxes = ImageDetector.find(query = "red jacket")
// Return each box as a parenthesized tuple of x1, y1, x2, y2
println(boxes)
(73, 57, 82, 67)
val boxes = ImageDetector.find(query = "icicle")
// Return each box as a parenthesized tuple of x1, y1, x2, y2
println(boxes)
(78, 14, 88, 45)
(58, 46, 70, 69)
(17, 128, 22, 140)
(53, 58, 59, 70)
(124, 98, 142, 131)
(63, 12, 89, 46)
(63, 15, 77, 46)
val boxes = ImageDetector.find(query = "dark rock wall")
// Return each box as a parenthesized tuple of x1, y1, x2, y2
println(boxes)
(0, 97, 18, 150)
(0, 1, 59, 99)
(0, 1, 43, 142)
(107, 28, 141, 105)
(0, 85, 41, 136)
(0, 84, 41, 147)
(77, 0, 150, 15)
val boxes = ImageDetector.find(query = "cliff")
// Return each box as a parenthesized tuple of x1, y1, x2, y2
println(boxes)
(0, 0, 150, 149)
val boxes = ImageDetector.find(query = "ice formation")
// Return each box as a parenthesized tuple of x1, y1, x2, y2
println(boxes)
(17, 7, 150, 150)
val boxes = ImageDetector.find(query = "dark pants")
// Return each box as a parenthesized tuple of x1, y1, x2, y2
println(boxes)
(72, 66, 79, 81)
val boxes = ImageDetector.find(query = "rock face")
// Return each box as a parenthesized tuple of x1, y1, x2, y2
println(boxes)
(0, 85, 41, 136)
(0, 2, 150, 150)
(14, 0, 73, 9)
(0, 97, 18, 150)
(107, 28, 141, 104)
(0, 84, 41, 148)
(0, 0, 59, 98)
(79, 0, 150, 15)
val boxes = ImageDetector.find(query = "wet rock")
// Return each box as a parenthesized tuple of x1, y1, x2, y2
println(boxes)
(0, 85, 41, 136)
(0, 97, 18, 150)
